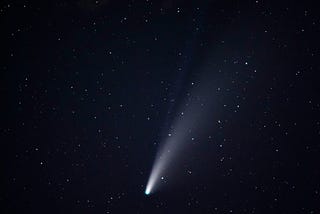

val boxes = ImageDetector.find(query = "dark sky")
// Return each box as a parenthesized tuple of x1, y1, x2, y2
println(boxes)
(1, 0, 320, 213)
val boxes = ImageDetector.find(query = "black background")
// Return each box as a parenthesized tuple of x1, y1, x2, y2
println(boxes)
(1, 0, 320, 213)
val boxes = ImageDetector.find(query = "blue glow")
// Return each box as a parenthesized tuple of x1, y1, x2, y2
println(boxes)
(145, 189, 150, 195)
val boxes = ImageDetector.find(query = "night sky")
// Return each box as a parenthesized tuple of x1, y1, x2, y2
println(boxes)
(1, 0, 320, 213)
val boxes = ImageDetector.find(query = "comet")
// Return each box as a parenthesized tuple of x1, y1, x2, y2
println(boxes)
(145, 76, 217, 195)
